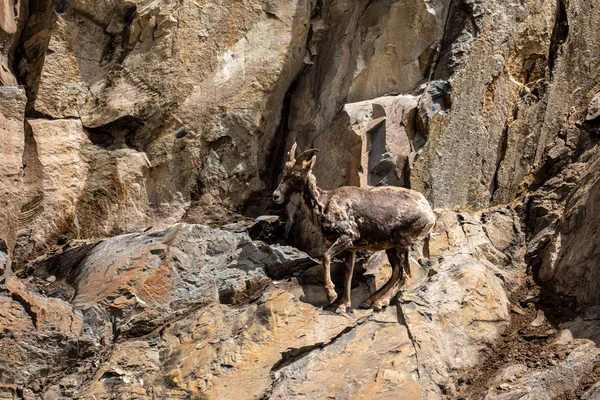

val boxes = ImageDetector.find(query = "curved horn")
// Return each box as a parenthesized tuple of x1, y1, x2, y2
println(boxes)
(288, 142, 298, 162)
(294, 148, 319, 165)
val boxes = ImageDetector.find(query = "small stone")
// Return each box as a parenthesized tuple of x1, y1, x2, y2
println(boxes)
(530, 309, 546, 327)
(552, 329, 574, 345)
(586, 91, 600, 121)
(511, 305, 526, 315)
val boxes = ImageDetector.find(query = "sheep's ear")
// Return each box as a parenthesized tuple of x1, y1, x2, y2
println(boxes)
(295, 148, 319, 166)
(306, 154, 317, 170)
(288, 142, 298, 162)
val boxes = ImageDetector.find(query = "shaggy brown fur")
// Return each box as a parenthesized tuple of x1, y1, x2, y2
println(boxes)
(273, 143, 436, 312)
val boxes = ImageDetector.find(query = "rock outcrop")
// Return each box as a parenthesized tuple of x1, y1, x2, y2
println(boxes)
(1, 0, 600, 398)
(1, 207, 526, 399)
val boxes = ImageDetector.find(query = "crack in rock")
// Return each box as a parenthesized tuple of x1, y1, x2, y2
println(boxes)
(270, 313, 371, 372)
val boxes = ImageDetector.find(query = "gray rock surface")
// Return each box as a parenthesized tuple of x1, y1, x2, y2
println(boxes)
(2, 206, 528, 399)
(1, 0, 600, 398)
(484, 342, 599, 400)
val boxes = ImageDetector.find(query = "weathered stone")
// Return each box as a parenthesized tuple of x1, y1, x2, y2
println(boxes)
(347, 0, 448, 102)
(484, 341, 599, 400)
(313, 94, 419, 190)
(0, 0, 27, 86)
(3, 205, 530, 399)
(26, 0, 316, 233)
(24, 224, 315, 340)
(0, 87, 26, 273)
(582, 380, 600, 400)
(81, 290, 370, 399)
(412, 0, 556, 209)
(586, 91, 600, 122)
(14, 118, 150, 265)
(271, 307, 423, 399)
(2, 0, 600, 398)
(0, 276, 85, 388)
(533, 147, 600, 306)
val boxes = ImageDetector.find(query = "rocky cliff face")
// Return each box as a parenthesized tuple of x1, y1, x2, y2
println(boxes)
(1, 0, 599, 399)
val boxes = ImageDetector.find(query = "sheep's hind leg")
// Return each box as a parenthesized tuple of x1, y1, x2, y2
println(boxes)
(323, 235, 354, 305)
(372, 245, 409, 310)
(360, 247, 400, 309)
(336, 251, 356, 314)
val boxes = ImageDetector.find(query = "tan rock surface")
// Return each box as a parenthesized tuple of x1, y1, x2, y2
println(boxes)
(2, 207, 527, 399)
(14, 118, 150, 264)
(24, 0, 315, 235)
(412, 0, 557, 209)
(0, 87, 26, 273)
(1, 0, 600, 398)
(0, 275, 85, 393)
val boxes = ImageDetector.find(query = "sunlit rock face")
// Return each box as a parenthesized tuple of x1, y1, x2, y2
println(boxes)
(8, 0, 316, 264)
(1, 0, 600, 398)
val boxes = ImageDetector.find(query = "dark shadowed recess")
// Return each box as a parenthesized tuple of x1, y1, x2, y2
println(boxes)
(17, 241, 99, 285)
(242, 68, 311, 220)
(84, 115, 143, 150)
(548, 0, 569, 79)
(15, 0, 57, 114)
(433, 0, 482, 80)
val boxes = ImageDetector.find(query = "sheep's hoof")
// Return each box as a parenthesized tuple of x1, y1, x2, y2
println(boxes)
(359, 301, 371, 310)
(372, 299, 389, 311)
(326, 288, 338, 304)
(327, 293, 338, 304)
(336, 303, 350, 314)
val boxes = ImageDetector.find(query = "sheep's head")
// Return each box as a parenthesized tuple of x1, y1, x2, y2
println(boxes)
(272, 142, 318, 204)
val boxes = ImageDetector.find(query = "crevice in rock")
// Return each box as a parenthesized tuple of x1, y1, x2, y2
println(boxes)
(15, 0, 58, 115)
(116, 301, 212, 342)
(243, 65, 310, 219)
(311, 0, 323, 19)
(270, 314, 371, 372)
(116, 4, 138, 64)
(396, 303, 421, 379)
(266, 70, 308, 195)
(433, 0, 482, 80)
(548, 0, 569, 80)
(26, 110, 80, 120)
(13, 121, 45, 269)
(84, 115, 143, 150)
(10, 291, 38, 328)
(171, 0, 183, 59)
(428, 0, 455, 81)
(360, 0, 378, 19)
(490, 120, 511, 203)
(22, 241, 98, 285)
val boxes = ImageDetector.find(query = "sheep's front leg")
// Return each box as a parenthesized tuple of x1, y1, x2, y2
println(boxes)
(323, 235, 354, 304)
(336, 251, 356, 314)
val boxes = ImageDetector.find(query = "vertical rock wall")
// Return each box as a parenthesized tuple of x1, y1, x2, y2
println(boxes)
(5, 0, 319, 265)
(1, 0, 600, 398)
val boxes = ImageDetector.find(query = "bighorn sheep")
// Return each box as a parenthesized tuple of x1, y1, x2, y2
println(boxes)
(273, 143, 436, 312)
